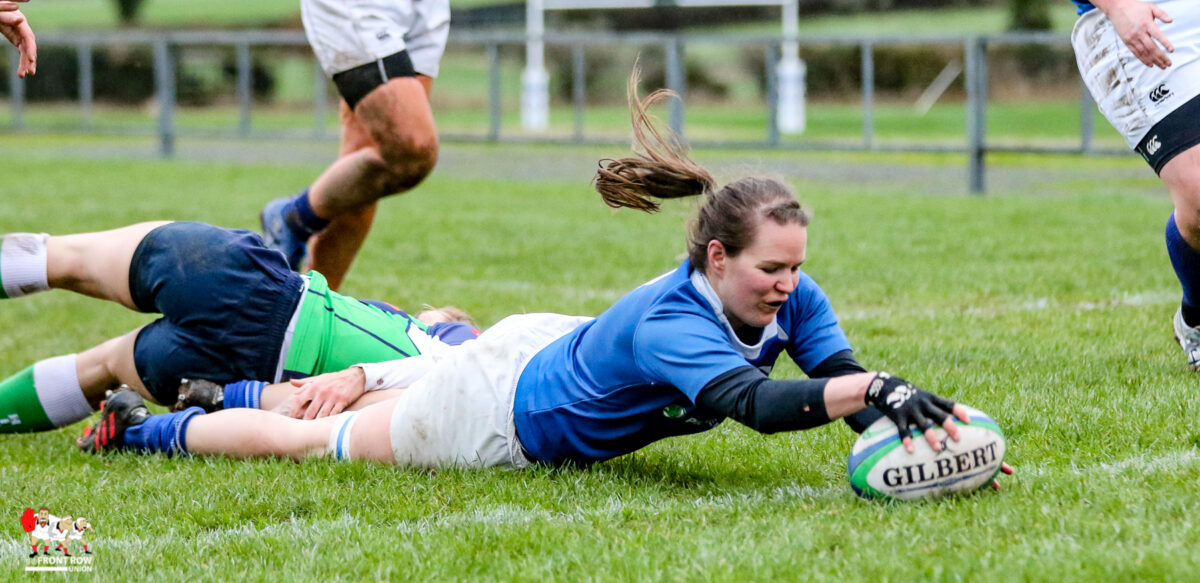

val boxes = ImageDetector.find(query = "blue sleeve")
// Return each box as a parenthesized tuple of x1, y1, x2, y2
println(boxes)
(633, 307, 755, 403)
(359, 299, 409, 316)
(782, 273, 852, 374)
(428, 321, 479, 346)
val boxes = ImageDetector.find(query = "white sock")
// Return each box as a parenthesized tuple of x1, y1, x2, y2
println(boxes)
(0, 233, 49, 299)
(33, 355, 94, 427)
(326, 411, 361, 461)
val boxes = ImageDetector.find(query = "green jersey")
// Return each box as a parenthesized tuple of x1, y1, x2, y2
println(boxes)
(280, 272, 437, 379)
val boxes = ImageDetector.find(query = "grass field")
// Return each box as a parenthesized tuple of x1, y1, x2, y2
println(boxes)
(1, 132, 1198, 580)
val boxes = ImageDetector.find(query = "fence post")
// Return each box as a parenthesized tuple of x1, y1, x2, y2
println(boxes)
(8, 46, 23, 130)
(965, 37, 987, 195)
(665, 37, 685, 140)
(1079, 77, 1095, 154)
(861, 40, 874, 149)
(237, 41, 253, 136)
(572, 44, 586, 143)
(78, 42, 94, 129)
(153, 37, 176, 158)
(766, 43, 780, 147)
(487, 43, 501, 141)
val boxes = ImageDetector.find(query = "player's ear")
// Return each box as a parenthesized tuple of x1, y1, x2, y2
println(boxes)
(706, 239, 727, 273)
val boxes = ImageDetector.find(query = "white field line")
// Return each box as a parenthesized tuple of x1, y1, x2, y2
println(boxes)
(4, 448, 1198, 555)
(840, 290, 1178, 322)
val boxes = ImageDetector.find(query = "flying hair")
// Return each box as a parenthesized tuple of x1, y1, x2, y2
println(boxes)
(593, 64, 717, 213)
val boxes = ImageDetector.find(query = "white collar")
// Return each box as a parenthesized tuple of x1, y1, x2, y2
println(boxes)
(689, 269, 786, 360)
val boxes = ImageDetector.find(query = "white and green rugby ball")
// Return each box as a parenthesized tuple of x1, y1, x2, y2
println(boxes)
(847, 405, 1006, 501)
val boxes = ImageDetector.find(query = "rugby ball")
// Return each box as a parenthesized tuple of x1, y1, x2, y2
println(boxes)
(847, 405, 1005, 501)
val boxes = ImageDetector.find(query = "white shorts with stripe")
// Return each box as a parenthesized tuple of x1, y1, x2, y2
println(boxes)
(301, 0, 450, 78)
(387, 313, 593, 469)
(1073, 0, 1200, 148)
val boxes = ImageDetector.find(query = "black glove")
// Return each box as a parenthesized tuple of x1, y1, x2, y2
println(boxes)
(864, 372, 956, 436)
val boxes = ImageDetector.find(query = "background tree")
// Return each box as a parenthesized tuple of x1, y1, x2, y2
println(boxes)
(1009, 0, 1052, 30)
(113, 0, 147, 25)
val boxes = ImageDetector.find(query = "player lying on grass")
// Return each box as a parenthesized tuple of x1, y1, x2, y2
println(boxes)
(0, 220, 476, 434)
(76, 70, 1012, 487)
(1072, 0, 1200, 367)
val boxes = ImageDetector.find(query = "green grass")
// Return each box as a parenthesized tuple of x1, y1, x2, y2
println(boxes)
(1, 135, 1196, 580)
(0, 99, 1127, 150)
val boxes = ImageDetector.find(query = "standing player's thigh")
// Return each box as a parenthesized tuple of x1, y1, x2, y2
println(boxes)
(347, 396, 403, 464)
(353, 76, 436, 155)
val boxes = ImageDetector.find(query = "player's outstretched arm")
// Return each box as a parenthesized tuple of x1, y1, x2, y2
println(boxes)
(276, 367, 367, 419)
(1093, 0, 1174, 69)
(0, 1, 35, 77)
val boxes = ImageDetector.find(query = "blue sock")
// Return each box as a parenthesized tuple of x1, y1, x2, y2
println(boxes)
(285, 189, 329, 235)
(1165, 212, 1200, 326)
(222, 380, 267, 409)
(123, 407, 204, 456)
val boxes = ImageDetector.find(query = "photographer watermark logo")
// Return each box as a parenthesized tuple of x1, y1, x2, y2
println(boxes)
(21, 507, 95, 573)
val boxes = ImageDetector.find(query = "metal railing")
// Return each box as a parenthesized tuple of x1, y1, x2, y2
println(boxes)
(4, 29, 1119, 194)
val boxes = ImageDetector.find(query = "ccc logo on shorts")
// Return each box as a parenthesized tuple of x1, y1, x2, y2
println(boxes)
(1149, 83, 1172, 103)
(1144, 135, 1162, 157)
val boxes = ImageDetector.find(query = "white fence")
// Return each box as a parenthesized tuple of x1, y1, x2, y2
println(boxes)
(4, 29, 1113, 194)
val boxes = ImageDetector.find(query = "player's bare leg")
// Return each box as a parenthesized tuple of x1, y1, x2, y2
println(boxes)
(303, 100, 381, 289)
(308, 76, 437, 219)
(0, 326, 152, 433)
(263, 76, 436, 290)
(74, 328, 150, 406)
(1159, 146, 1200, 368)
(45, 221, 170, 309)
(2, 221, 168, 308)
(179, 395, 400, 462)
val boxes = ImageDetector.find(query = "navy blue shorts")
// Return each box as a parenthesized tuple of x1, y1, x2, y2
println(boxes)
(129, 222, 304, 405)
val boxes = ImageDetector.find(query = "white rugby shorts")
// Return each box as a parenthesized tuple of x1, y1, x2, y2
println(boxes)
(301, 0, 450, 78)
(1073, 0, 1200, 148)
(387, 313, 592, 469)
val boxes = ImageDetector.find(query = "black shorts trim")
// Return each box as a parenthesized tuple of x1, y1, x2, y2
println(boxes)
(1136, 92, 1200, 175)
(332, 50, 416, 110)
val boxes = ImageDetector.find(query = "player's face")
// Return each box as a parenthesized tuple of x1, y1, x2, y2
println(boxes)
(709, 220, 807, 330)
(37, 509, 48, 520)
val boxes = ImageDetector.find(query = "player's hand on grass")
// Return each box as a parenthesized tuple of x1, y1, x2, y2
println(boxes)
(0, 2, 34, 77)
(1101, 0, 1174, 68)
(991, 463, 1015, 491)
(286, 367, 367, 420)
(865, 372, 968, 454)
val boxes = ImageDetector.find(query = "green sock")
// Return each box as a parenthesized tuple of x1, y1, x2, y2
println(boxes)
(0, 366, 54, 433)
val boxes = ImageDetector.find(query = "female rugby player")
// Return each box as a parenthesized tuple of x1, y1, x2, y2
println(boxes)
(79, 71, 1011, 491)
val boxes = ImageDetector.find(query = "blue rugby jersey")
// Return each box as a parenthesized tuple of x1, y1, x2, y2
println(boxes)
(1073, 0, 1095, 15)
(512, 260, 851, 466)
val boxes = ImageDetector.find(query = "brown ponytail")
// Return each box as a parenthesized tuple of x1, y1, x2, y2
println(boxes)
(593, 65, 716, 212)
(596, 65, 809, 272)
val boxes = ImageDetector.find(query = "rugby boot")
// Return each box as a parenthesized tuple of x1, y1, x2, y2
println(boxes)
(77, 389, 150, 453)
(260, 196, 309, 271)
(172, 378, 225, 413)
(1174, 307, 1200, 370)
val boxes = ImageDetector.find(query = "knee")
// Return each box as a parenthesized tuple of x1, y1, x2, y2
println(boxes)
(374, 132, 439, 194)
